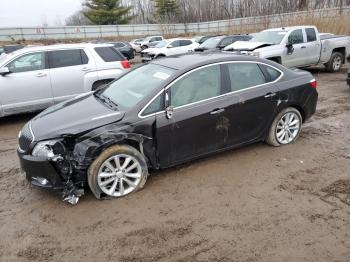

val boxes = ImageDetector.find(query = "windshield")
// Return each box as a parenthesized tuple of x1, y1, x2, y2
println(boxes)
(250, 31, 287, 44)
(200, 37, 224, 49)
(99, 64, 175, 109)
(155, 40, 169, 48)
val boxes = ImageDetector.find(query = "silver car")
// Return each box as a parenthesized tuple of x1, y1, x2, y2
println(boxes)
(0, 43, 131, 117)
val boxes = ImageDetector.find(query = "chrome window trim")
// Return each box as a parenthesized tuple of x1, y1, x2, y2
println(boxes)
(138, 61, 284, 119)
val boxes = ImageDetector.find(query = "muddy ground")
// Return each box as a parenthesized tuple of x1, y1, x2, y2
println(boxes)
(0, 65, 350, 262)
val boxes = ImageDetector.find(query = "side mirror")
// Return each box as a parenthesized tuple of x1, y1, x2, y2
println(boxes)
(0, 67, 10, 76)
(286, 43, 294, 55)
(167, 44, 174, 49)
(166, 106, 174, 119)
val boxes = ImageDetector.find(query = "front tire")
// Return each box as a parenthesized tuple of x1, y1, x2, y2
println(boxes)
(88, 145, 148, 199)
(325, 52, 343, 72)
(266, 107, 302, 147)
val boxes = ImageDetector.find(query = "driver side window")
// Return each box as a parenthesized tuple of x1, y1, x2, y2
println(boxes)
(169, 41, 180, 47)
(170, 65, 221, 107)
(7, 52, 45, 73)
(288, 29, 304, 45)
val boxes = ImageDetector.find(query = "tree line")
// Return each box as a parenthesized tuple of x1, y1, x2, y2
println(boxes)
(66, 0, 350, 25)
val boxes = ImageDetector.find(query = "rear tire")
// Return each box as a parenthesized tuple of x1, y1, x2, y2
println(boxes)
(266, 107, 302, 147)
(325, 52, 343, 72)
(88, 145, 148, 199)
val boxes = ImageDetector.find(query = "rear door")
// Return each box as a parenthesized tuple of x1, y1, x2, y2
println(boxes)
(179, 40, 193, 53)
(303, 28, 321, 65)
(155, 64, 230, 167)
(48, 49, 93, 103)
(221, 62, 281, 146)
(166, 40, 181, 56)
(0, 51, 53, 115)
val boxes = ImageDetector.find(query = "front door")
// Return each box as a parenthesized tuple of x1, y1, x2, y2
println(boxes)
(283, 29, 307, 68)
(155, 64, 229, 167)
(0, 51, 53, 115)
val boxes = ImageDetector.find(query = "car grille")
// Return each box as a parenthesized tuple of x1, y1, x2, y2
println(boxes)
(19, 122, 34, 153)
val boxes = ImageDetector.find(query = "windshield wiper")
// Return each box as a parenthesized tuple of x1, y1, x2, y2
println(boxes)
(94, 92, 118, 109)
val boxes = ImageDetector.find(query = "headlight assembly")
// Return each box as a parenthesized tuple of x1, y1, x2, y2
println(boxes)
(32, 140, 61, 158)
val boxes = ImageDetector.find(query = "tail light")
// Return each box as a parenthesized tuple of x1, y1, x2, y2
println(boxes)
(121, 60, 131, 69)
(309, 79, 317, 88)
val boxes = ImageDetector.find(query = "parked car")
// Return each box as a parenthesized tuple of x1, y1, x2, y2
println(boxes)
(193, 35, 215, 45)
(0, 43, 131, 117)
(139, 36, 164, 50)
(141, 38, 199, 62)
(224, 26, 350, 72)
(194, 35, 252, 52)
(108, 41, 135, 60)
(347, 69, 350, 87)
(130, 38, 143, 46)
(17, 53, 318, 204)
(129, 41, 142, 53)
(0, 44, 24, 55)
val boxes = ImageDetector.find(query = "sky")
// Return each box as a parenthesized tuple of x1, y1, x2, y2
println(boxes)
(0, 0, 83, 27)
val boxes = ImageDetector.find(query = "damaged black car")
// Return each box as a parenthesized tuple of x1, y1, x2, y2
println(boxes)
(17, 53, 318, 204)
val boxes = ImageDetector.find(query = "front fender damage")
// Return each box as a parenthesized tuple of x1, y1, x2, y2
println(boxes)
(45, 122, 154, 204)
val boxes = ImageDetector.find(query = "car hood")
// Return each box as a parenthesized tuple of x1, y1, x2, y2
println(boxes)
(224, 41, 274, 51)
(31, 92, 125, 141)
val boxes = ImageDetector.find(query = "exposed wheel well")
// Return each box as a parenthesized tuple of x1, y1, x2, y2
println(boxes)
(289, 105, 305, 122)
(332, 47, 345, 63)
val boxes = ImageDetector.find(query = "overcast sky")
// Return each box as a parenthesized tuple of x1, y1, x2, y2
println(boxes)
(0, 0, 83, 27)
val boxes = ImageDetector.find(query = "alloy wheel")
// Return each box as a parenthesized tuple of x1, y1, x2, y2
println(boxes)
(333, 56, 342, 71)
(275, 112, 301, 145)
(97, 154, 142, 197)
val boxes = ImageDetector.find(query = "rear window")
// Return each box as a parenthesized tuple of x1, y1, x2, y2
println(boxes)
(113, 42, 125, 48)
(94, 47, 124, 62)
(306, 28, 317, 42)
(261, 64, 282, 82)
(49, 49, 88, 69)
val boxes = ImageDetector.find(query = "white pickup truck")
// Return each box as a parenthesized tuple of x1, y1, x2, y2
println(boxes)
(224, 26, 350, 72)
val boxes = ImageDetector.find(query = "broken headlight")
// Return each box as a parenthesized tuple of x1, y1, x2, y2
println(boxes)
(32, 139, 62, 158)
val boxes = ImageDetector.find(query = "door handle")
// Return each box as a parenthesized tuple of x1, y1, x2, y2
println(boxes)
(301, 46, 307, 49)
(36, 72, 47, 77)
(81, 67, 91, 72)
(210, 108, 225, 115)
(264, 92, 276, 98)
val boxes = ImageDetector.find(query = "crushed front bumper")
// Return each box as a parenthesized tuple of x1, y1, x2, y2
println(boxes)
(17, 149, 64, 190)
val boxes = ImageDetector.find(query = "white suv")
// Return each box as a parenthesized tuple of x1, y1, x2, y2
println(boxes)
(141, 38, 199, 62)
(0, 43, 131, 117)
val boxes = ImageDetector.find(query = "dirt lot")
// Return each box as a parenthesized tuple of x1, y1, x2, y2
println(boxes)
(0, 65, 349, 262)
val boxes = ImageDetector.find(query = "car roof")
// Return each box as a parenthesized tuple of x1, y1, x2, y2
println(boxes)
(264, 25, 316, 32)
(151, 52, 269, 70)
(8, 43, 114, 55)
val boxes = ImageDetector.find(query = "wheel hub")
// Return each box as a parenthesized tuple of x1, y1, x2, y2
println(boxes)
(97, 154, 142, 197)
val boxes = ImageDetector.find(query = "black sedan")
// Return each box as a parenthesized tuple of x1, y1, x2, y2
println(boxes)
(17, 53, 318, 203)
(108, 41, 135, 60)
(194, 35, 252, 52)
